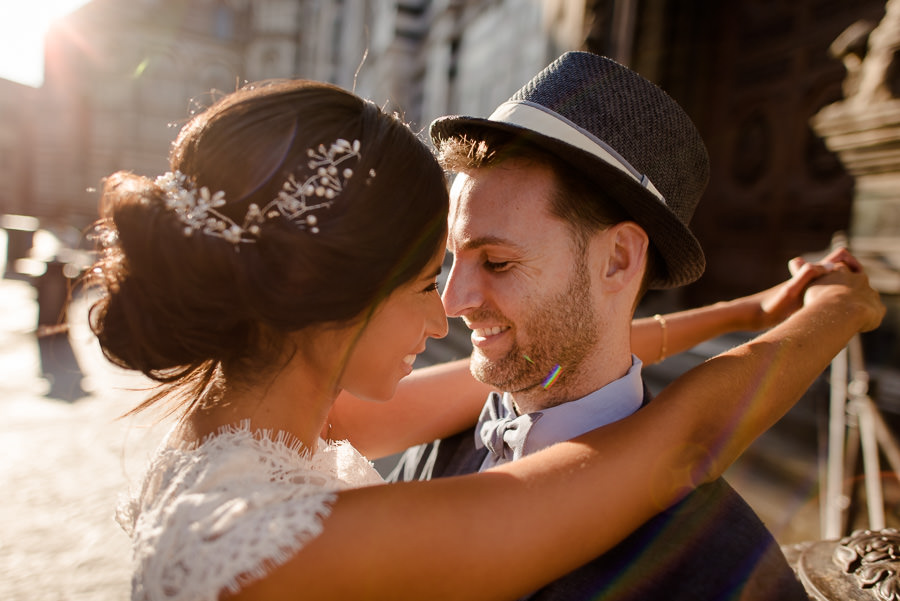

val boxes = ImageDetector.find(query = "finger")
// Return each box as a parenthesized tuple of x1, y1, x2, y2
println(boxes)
(823, 247, 863, 272)
(788, 257, 806, 277)
(782, 261, 825, 298)
(793, 260, 830, 281)
(832, 261, 851, 272)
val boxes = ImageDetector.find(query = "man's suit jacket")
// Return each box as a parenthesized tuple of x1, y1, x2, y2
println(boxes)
(388, 393, 808, 600)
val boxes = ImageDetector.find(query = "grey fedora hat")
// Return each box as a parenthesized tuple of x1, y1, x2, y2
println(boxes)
(431, 51, 708, 289)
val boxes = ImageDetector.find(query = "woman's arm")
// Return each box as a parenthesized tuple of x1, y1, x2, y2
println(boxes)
(327, 358, 493, 458)
(631, 253, 844, 364)
(233, 254, 884, 601)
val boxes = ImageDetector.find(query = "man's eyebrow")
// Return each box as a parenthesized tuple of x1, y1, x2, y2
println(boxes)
(456, 235, 524, 253)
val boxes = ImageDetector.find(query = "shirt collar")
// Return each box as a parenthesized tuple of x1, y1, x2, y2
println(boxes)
(474, 355, 644, 457)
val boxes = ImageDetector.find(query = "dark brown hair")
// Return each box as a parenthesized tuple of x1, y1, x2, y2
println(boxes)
(88, 80, 448, 415)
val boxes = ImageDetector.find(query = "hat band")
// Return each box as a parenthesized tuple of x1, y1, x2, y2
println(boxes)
(487, 100, 665, 204)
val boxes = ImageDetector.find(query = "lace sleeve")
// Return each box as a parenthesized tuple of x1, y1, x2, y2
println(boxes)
(117, 425, 381, 601)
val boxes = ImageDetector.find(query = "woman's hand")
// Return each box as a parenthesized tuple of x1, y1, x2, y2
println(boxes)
(740, 247, 863, 331)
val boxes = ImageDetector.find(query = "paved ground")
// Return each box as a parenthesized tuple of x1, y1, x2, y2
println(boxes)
(0, 278, 168, 601)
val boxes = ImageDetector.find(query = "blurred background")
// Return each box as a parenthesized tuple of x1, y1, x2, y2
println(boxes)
(0, 1, 899, 599)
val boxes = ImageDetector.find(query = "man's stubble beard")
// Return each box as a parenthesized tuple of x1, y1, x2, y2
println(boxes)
(469, 259, 600, 405)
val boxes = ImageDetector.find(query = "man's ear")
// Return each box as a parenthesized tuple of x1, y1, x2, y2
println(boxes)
(597, 222, 649, 293)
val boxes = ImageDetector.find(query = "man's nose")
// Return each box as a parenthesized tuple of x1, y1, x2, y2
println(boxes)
(441, 261, 482, 318)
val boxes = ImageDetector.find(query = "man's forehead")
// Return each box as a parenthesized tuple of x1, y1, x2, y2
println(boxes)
(446, 169, 568, 254)
(449, 166, 552, 213)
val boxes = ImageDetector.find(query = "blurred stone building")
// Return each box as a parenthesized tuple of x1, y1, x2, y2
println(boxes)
(0, 79, 36, 217)
(0, 0, 896, 369)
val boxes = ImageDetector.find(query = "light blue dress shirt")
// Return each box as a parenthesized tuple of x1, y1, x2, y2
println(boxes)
(476, 355, 644, 470)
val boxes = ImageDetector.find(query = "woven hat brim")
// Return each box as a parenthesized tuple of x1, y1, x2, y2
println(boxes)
(431, 114, 706, 289)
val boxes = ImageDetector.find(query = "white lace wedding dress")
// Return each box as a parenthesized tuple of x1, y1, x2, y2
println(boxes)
(116, 421, 384, 601)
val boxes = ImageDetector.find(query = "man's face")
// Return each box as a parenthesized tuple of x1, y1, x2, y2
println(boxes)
(442, 160, 603, 403)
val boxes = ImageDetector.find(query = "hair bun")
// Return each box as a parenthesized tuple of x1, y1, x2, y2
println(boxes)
(89, 171, 254, 378)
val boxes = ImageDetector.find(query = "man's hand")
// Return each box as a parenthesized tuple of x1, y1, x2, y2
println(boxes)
(800, 250, 885, 334)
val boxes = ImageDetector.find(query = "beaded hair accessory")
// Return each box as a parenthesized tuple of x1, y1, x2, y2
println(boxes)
(156, 138, 374, 244)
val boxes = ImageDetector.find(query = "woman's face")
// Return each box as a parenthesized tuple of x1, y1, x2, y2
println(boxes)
(340, 243, 449, 401)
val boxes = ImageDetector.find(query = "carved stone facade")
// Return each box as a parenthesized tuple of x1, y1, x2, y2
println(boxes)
(2, 0, 586, 226)
(584, 0, 899, 376)
(315, 0, 587, 134)
(420, 0, 584, 126)
(1, 0, 897, 321)
(588, 0, 888, 309)
(792, 528, 900, 600)
(810, 0, 900, 371)
(812, 0, 900, 294)
(33, 0, 263, 222)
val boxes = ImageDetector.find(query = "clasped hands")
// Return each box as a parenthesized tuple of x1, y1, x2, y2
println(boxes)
(749, 247, 884, 334)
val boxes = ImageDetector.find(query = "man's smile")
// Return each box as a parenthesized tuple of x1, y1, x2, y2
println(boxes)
(468, 324, 512, 346)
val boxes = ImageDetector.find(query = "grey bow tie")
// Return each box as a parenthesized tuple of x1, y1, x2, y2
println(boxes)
(477, 392, 543, 463)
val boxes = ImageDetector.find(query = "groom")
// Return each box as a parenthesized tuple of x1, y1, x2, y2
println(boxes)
(390, 52, 809, 600)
